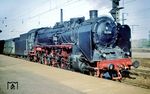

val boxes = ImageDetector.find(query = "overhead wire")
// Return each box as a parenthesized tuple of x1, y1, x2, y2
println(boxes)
(26, 0, 82, 20)
(1, 0, 82, 24)
(7, 0, 50, 21)
(1, 0, 83, 33)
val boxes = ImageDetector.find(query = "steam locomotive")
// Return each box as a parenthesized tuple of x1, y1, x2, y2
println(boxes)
(1, 10, 139, 81)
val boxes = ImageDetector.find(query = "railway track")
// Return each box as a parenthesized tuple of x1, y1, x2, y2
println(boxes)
(122, 67, 150, 89)
(122, 50, 150, 89)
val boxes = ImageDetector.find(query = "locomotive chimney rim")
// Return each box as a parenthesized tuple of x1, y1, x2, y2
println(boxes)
(89, 10, 98, 19)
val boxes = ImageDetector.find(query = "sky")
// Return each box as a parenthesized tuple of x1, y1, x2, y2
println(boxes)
(0, 0, 150, 40)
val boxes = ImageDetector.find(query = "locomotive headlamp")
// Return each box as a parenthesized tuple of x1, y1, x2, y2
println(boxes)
(102, 53, 106, 58)
(104, 25, 112, 34)
(124, 52, 130, 57)
(125, 52, 130, 56)
(106, 26, 109, 30)
(104, 22, 112, 34)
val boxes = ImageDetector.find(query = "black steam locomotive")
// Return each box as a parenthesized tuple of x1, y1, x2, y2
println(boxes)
(1, 10, 139, 80)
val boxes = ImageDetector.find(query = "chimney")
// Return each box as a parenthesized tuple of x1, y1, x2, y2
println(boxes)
(60, 9, 63, 23)
(89, 10, 98, 19)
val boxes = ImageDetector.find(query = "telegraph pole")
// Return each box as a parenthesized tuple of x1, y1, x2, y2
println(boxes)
(0, 17, 7, 33)
(0, 17, 7, 27)
(122, 0, 125, 7)
(149, 31, 150, 46)
(122, 13, 128, 25)
(130, 25, 139, 32)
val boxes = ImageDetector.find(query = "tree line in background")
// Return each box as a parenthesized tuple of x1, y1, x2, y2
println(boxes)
(132, 39, 150, 48)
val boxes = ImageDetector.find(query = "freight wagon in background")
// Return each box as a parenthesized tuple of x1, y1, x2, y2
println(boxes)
(0, 40, 5, 54)
(3, 39, 15, 55)
(2, 34, 28, 57)
(15, 33, 28, 56)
